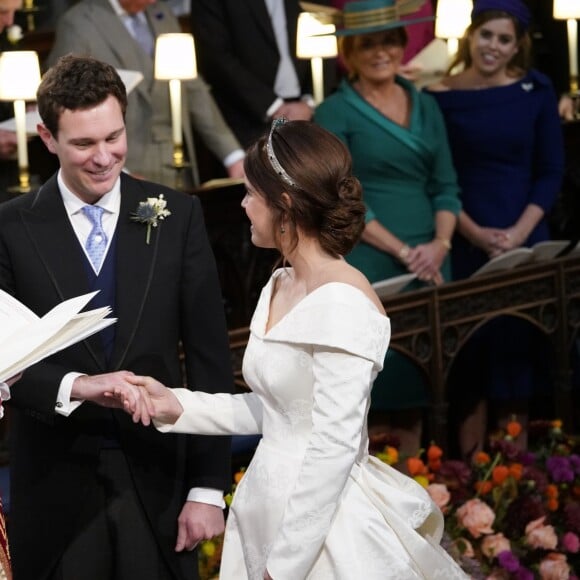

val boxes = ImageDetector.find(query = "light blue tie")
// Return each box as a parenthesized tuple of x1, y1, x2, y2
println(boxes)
(129, 13, 154, 56)
(82, 205, 108, 271)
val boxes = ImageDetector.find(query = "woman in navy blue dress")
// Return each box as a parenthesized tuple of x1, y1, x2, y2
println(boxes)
(425, 0, 564, 457)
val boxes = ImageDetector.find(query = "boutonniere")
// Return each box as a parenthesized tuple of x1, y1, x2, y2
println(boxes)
(131, 194, 171, 244)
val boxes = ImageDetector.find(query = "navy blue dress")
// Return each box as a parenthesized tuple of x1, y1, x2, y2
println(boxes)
(426, 70, 564, 401)
(425, 70, 564, 279)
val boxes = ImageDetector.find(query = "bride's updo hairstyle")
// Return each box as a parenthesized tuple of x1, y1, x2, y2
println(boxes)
(244, 119, 365, 257)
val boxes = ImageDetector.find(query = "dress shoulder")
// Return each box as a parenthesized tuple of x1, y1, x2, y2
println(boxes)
(263, 281, 390, 368)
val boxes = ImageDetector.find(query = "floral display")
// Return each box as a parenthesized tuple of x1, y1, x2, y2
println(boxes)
(198, 423, 579, 579)
(373, 420, 579, 579)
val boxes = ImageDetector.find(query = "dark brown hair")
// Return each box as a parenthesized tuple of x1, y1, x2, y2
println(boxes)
(244, 120, 365, 258)
(339, 28, 408, 80)
(37, 54, 128, 138)
(448, 10, 531, 76)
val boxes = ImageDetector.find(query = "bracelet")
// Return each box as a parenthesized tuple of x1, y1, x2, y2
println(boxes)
(435, 237, 452, 251)
(398, 244, 411, 262)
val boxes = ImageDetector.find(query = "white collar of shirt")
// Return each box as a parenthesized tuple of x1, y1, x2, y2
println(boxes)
(108, 0, 128, 18)
(58, 170, 121, 274)
(108, 0, 148, 32)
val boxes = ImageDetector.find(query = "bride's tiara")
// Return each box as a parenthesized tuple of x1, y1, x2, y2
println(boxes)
(265, 117, 298, 189)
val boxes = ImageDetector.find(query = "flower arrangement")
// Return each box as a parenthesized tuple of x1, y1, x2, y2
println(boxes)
(131, 194, 171, 244)
(198, 468, 245, 580)
(372, 420, 580, 579)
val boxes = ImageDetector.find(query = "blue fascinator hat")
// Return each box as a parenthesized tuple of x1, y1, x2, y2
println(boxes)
(471, 0, 531, 31)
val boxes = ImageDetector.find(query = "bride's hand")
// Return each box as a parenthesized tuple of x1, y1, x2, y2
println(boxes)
(124, 375, 184, 426)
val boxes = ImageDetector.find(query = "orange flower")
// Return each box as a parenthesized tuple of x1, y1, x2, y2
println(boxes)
(427, 443, 443, 461)
(506, 417, 522, 439)
(545, 484, 559, 499)
(385, 445, 399, 465)
(492, 465, 510, 485)
(474, 451, 491, 466)
(508, 463, 523, 481)
(428, 458, 442, 472)
(552, 419, 563, 430)
(474, 480, 493, 495)
(546, 498, 559, 512)
(234, 469, 246, 484)
(407, 456, 426, 477)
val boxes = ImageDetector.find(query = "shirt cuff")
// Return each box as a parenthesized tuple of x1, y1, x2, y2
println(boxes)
(266, 97, 284, 120)
(186, 487, 226, 509)
(301, 94, 316, 109)
(223, 149, 245, 168)
(0, 382, 9, 420)
(55, 372, 85, 416)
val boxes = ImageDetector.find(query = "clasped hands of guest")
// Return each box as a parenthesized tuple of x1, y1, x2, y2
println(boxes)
(401, 240, 446, 285)
(476, 226, 523, 258)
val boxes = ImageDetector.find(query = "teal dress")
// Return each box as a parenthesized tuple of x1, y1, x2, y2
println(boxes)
(315, 77, 461, 409)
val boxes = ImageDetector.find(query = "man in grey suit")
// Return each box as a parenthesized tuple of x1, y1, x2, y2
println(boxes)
(0, 54, 233, 580)
(48, 0, 245, 187)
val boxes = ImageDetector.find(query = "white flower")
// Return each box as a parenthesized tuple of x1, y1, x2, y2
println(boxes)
(6, 25, 23, 44)
(131, 194, 171, 244)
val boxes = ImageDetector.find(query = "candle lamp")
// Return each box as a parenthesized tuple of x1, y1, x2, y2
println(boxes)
(435, 0, 472, 64)
(554, 0, 580, 95)
(154, 33, 197, 177)
(296, 12, 337, 106)
(0, 50, 41, 194)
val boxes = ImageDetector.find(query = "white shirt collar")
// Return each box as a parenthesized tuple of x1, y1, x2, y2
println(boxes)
(58, 170, 121, 217)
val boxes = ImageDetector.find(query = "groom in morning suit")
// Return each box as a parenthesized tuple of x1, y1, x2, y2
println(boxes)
(0, 55, 233, 580)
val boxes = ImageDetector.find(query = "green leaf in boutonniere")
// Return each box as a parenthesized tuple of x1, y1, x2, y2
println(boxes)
(131, 194, 171, 244)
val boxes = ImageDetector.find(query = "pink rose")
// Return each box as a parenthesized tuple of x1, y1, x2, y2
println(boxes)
(456, 498, 495, 538)
(427, 483, 450, 511)
(539, 553, 570, 580)
(525, 516, 558, 550)
(481, 533, 511, 559)
(561, 531, 579, 553)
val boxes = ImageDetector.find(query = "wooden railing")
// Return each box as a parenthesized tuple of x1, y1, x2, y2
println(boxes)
(227, 255, 580, 448)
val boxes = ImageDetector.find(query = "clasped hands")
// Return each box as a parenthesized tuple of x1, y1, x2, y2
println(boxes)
(402, 240, 446, 285)
(73, 371, 181, 426)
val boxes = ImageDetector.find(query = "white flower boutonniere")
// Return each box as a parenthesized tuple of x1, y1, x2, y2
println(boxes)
(6, 25, 23, 44)
(131, 194, 171, 245)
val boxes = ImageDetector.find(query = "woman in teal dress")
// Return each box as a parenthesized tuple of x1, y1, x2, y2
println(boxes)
(314, 0, 461, 457)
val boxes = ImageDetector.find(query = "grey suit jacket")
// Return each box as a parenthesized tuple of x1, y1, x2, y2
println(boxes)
(47, 0, 242, 186)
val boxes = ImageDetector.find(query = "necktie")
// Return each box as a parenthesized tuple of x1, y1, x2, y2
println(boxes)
(129, 13, 154, 57)
(82, 205, 108, 272)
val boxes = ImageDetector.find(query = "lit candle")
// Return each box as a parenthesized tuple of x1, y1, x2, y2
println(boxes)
(13, 99, 28, 170)
(567, 19, 579, 90)
(168, 79, 182, 146)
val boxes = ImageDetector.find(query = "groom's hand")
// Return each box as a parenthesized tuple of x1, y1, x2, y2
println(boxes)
(175, 502, 225, 552)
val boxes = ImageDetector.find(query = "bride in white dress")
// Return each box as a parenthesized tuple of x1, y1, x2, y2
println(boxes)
(117, 120, 468, 580)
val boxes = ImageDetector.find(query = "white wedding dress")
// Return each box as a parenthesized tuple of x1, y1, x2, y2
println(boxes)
(157, 270, 468, 580)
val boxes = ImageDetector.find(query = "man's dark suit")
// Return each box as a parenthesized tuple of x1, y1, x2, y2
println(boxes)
(0, 172, 233, 579)
(190, 0, 316, 147)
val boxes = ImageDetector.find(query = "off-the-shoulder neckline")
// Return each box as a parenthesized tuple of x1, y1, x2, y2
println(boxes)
(262, 269, 386, 337)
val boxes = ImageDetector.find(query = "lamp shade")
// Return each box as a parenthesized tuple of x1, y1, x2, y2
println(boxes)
(154, 33, 197, 80)
(435, 0, 472, 40)
(554, 0, 580, 19)
(0, 51, 41, 101)
(296, 12, 337, 59)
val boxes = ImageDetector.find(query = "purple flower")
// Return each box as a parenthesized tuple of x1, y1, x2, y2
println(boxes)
(498, 550, 520, 572)
(569, 454, 580, 474)
(519, 451, 536, 466)
(546, 456, 575, 482)
(514, 568, 534, 580)
(565, 502, 580, 535)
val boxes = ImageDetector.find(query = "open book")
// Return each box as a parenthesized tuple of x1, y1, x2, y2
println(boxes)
(0, 290, 116, 382)
(0, 69, 144, 135)
(372, 273, 417, 299)
(471, 240, 580, 278)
